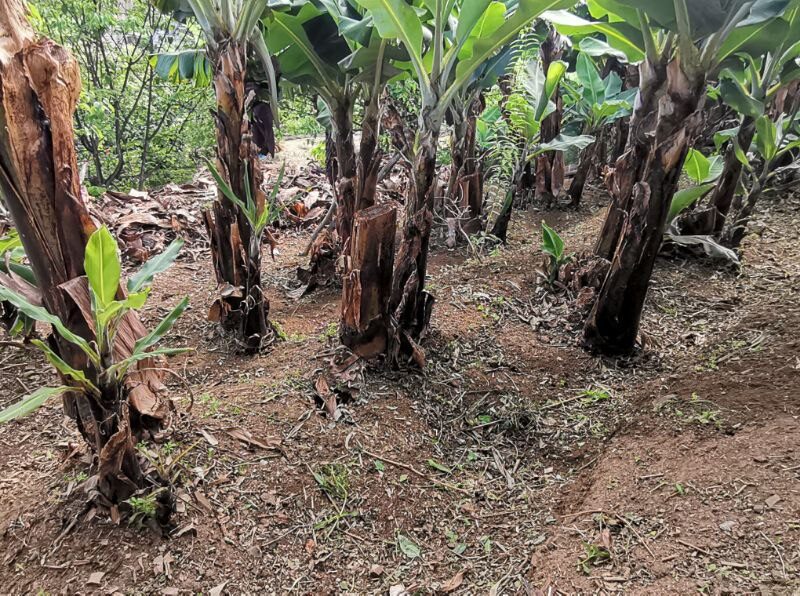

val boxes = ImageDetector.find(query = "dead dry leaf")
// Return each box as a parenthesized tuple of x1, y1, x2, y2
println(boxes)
(199, 429, 218, 446)
(194, 491, 213, 514)
(226, 428, 281, 451)
(441, 568, 466, 592)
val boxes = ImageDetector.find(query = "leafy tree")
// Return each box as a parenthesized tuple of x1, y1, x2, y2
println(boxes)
(31, 0, 215, 189)
(666, 148, 724, 225)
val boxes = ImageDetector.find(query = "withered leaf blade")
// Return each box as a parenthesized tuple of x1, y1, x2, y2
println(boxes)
(441, 568, 466, 593)
(313, 375, 337, 419)
(199, 428, 219, 446)
(225, 427, 281, 450)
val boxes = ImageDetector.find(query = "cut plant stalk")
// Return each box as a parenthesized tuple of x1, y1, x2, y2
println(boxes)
(263, 6, 389, 288)
(340, 205, 397, 358)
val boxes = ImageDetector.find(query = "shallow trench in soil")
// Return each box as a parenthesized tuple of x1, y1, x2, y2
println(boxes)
(0, 177, 798, 595)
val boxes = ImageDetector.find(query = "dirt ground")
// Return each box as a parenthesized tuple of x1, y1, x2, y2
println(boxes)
(0, 167, 799, 595)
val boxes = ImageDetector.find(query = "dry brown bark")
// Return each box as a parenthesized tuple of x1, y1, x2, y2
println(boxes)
(567, 140, 596, 207)
(331, 92, 384, 254)
(340, 204, 397, 358)
(447, 95, 484, 235)
(610, 64, 638, 165)
(205, 39, 270, 350)
(0, 0, 168, 511)
(595, 57, 669, 261)
(357, 93, 383, 212)
(584, 59, 707, 355)
(389, 110, 440, 365)
(331, 97, 358, 255)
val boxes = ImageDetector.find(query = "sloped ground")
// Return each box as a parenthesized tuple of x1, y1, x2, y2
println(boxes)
(0, 181, 798, 595)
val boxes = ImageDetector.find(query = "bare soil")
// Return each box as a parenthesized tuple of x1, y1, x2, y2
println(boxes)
(1, 174, 799, 595)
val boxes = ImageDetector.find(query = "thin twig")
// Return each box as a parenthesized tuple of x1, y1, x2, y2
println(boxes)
(759, 530, 787, 579)
(356, 442, 427, 478)
(617, 515, 656, 560)
(0, 340, 30, 350)
(677, 539, 712, 556)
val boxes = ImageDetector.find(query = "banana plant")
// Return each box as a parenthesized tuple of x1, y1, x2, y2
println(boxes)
(206, 159, 285, 257)
(549, 0, 797, 356)
(354, 0, 574, 362)
(679, 4, 800, 235)
(154, 0, 281, 350)
(489, 57, 595, 242)
(1, 2, 182, 510)
(263, 1, 399, 253)
(154, 0, 279, 122)
(445, 43, 517, 236)
(541, 221, 571, 284)
(0, 227, 188, 516)
(562, 51, 637, 206)
(0, 230, 36, 334)
(722, 108, 800, 247)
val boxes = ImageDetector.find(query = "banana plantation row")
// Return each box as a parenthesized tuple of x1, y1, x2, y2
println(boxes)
(1, 0, 798, 521)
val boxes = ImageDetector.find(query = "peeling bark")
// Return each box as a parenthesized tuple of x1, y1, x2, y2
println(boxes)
(307, 93, 383, 290)
(390, 109, 441, 365)
(332, 97, 358, 256)
(585, 58, 706, 355)
(205, 39, 270, 351)
(595, 57, 669, 261)
(610, 64, 639, 165)
(357, 92, 383, 212)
